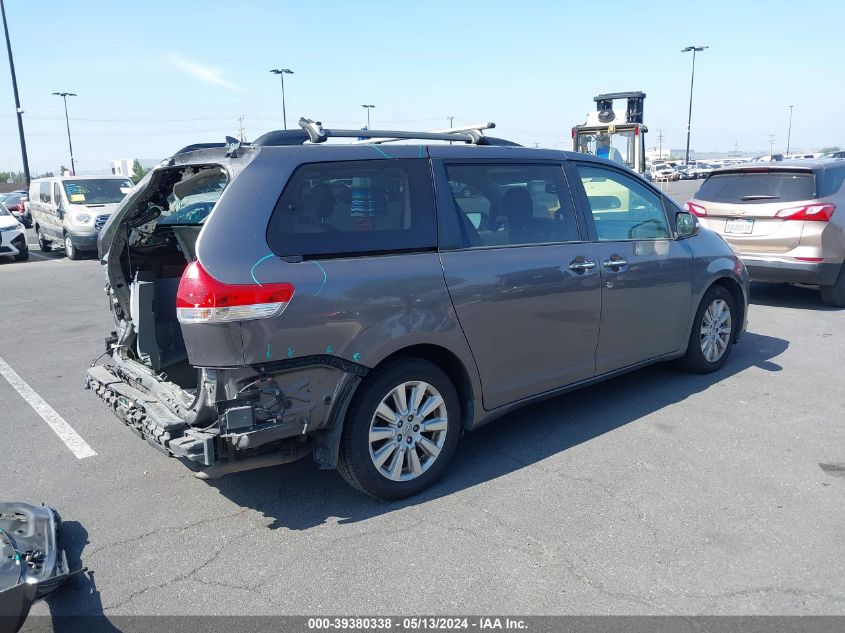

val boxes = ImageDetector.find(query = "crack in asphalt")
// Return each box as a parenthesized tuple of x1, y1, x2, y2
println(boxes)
(102, 523, 259, 612)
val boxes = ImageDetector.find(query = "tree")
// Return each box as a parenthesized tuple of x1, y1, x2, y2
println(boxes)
(131, 159, 151, 183)
(818, 146, 841, 154)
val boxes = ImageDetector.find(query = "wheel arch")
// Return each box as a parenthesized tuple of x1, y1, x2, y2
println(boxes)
(373, 344, 476, 431)
(707, 275, 746, 341)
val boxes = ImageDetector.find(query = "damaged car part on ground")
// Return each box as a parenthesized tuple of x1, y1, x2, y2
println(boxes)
(86, 118, 749, 500)
(0, 503, 84, 633)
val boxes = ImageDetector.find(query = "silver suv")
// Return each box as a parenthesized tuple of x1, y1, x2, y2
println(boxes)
(86, 120, 749, 499)
(687, 160, 845, 306)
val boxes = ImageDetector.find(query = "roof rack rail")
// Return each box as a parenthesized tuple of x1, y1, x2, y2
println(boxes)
(353, 122, 497, 145)
(297, 117, 507, 146)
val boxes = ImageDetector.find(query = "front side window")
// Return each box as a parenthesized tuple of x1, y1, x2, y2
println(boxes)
(577, 164, 671, 241)
(267, 159, 436, 258)
(444, 163, 579, 247)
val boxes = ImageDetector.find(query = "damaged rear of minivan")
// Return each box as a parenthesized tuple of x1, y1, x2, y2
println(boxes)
(86, 145, 360, 480)
(85, 140, 466, 499)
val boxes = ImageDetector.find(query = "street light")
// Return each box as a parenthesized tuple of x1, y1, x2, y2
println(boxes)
(361, 104, 375, 129)
(52, 92, 76, 175)
(681, 45, 708, 165)
(786, 105, 794, 155)
(269, 68, 294, 129)
(1, 0, 30, 185)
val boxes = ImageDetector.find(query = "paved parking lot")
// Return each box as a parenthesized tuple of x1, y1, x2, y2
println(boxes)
(3, 197, 844, 616)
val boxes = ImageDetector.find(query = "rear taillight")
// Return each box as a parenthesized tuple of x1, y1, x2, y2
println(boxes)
(176, 261, 294, 324)
(686, 201, 707, 217)
(775, 203, 835, 222)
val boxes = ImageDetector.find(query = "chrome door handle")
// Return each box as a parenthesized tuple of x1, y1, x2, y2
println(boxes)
(602, 258, 628, 268)
(569, 259, 596, 272)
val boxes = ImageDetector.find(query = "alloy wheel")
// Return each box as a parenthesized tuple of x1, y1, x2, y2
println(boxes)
(699, 298, 732, 363)
(368, 381, 449, 482)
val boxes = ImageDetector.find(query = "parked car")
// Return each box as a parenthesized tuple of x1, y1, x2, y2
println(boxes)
(649, 164, 679, 181)
(676, 165, 697, 180)
(0, 202, 28, 261)
(823, 151, 845, 159)
(86, 121, 749, 499)
(0, 190, 30, 227)
(29, 175, 133, 259)
(687, 160, 845, 306)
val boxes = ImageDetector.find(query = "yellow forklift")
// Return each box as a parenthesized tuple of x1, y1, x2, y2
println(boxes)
(572, 91, 648, 175)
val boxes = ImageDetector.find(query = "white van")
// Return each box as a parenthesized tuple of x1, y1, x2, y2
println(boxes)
(29, 175, 133, 259)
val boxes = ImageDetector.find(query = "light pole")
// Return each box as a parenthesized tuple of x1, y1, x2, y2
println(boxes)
(682, 45, 708, 165)
(1, 0, 30, 185)
(786, 105, 794, 155)
(361, 104, 375, 129)
(269, 68, 293, 129)
(52, 92, 76, 175)
(768, 134, 776, 157)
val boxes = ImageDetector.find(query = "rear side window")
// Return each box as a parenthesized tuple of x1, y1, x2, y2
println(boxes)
(267, 159, 436, 258)
(818, 168, 845, 197)
(39, 182, 52, 203)
(696, 171, 816, 204)
(444, 163, 580, 247)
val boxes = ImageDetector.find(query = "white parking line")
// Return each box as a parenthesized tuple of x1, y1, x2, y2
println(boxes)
(0, 355, 97, 459)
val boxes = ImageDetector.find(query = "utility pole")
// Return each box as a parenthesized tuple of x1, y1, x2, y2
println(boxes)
(448, 116, 454, 128)
(768, 134, 776, 157)
(657, 128, 664, 159)
(238, 115, 246, 142)
(682, 45, 708, 165)
(786, 105, 794, 155)
(52, 92, 76, 175)
(733, 140, 739, 157)
(1, 0, 30, 185)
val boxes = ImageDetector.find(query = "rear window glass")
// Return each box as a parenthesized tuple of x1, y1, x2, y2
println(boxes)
(267, 159, 436, 258)
(696, 171, 816, 204)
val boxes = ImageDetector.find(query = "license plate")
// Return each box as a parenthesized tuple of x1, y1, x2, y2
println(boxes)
(725, 218, 754, 234)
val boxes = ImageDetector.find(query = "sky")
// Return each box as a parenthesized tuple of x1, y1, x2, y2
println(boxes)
(1, 0, 843, 174)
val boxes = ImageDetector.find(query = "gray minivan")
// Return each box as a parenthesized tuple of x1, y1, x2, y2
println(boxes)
(29, 175, 133, 259)
(86, 121, 749, 499)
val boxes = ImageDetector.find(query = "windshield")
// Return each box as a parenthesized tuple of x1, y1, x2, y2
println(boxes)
(576, 130, 636, 169)
(696, 171, 816, 204)
(63, 179, 133, 204)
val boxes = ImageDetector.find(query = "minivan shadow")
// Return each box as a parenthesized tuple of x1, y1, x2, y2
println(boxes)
(749, 282, 841, 311)
(209, 332, 788, 531)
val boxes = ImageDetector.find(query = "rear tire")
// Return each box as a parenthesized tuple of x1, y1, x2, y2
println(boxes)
(680, 285, 737, 373)
(64, 234, 80, 260)
(338, 359, 461, 500)
(820, 264, 845, 307)
(36, 225, 51, 252)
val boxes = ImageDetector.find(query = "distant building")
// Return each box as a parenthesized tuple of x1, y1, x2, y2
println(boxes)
(110, 158, 158, 177)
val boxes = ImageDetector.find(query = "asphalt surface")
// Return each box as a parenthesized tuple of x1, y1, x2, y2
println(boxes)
(2, 193, 844, 617)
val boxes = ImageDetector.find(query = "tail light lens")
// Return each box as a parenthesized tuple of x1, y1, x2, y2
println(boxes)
(685, 201, 707, 217)
(176, 261, 294, 324)
(775, 203, 835, 222)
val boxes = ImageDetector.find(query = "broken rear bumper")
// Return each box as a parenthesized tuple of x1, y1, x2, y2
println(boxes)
(85, 355, 365, 473)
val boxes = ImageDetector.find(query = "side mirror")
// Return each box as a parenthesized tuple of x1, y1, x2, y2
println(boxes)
(675, 211, 698, 238)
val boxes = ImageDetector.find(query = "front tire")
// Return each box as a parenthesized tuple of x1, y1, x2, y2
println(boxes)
(338, 359, 461, 500)
(36, 226, 51, 252)
(64, 234, 80, 260)
(13, 248, 28, 262)
(681, 285, 736, 373)
(820, 264, 845, 307)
